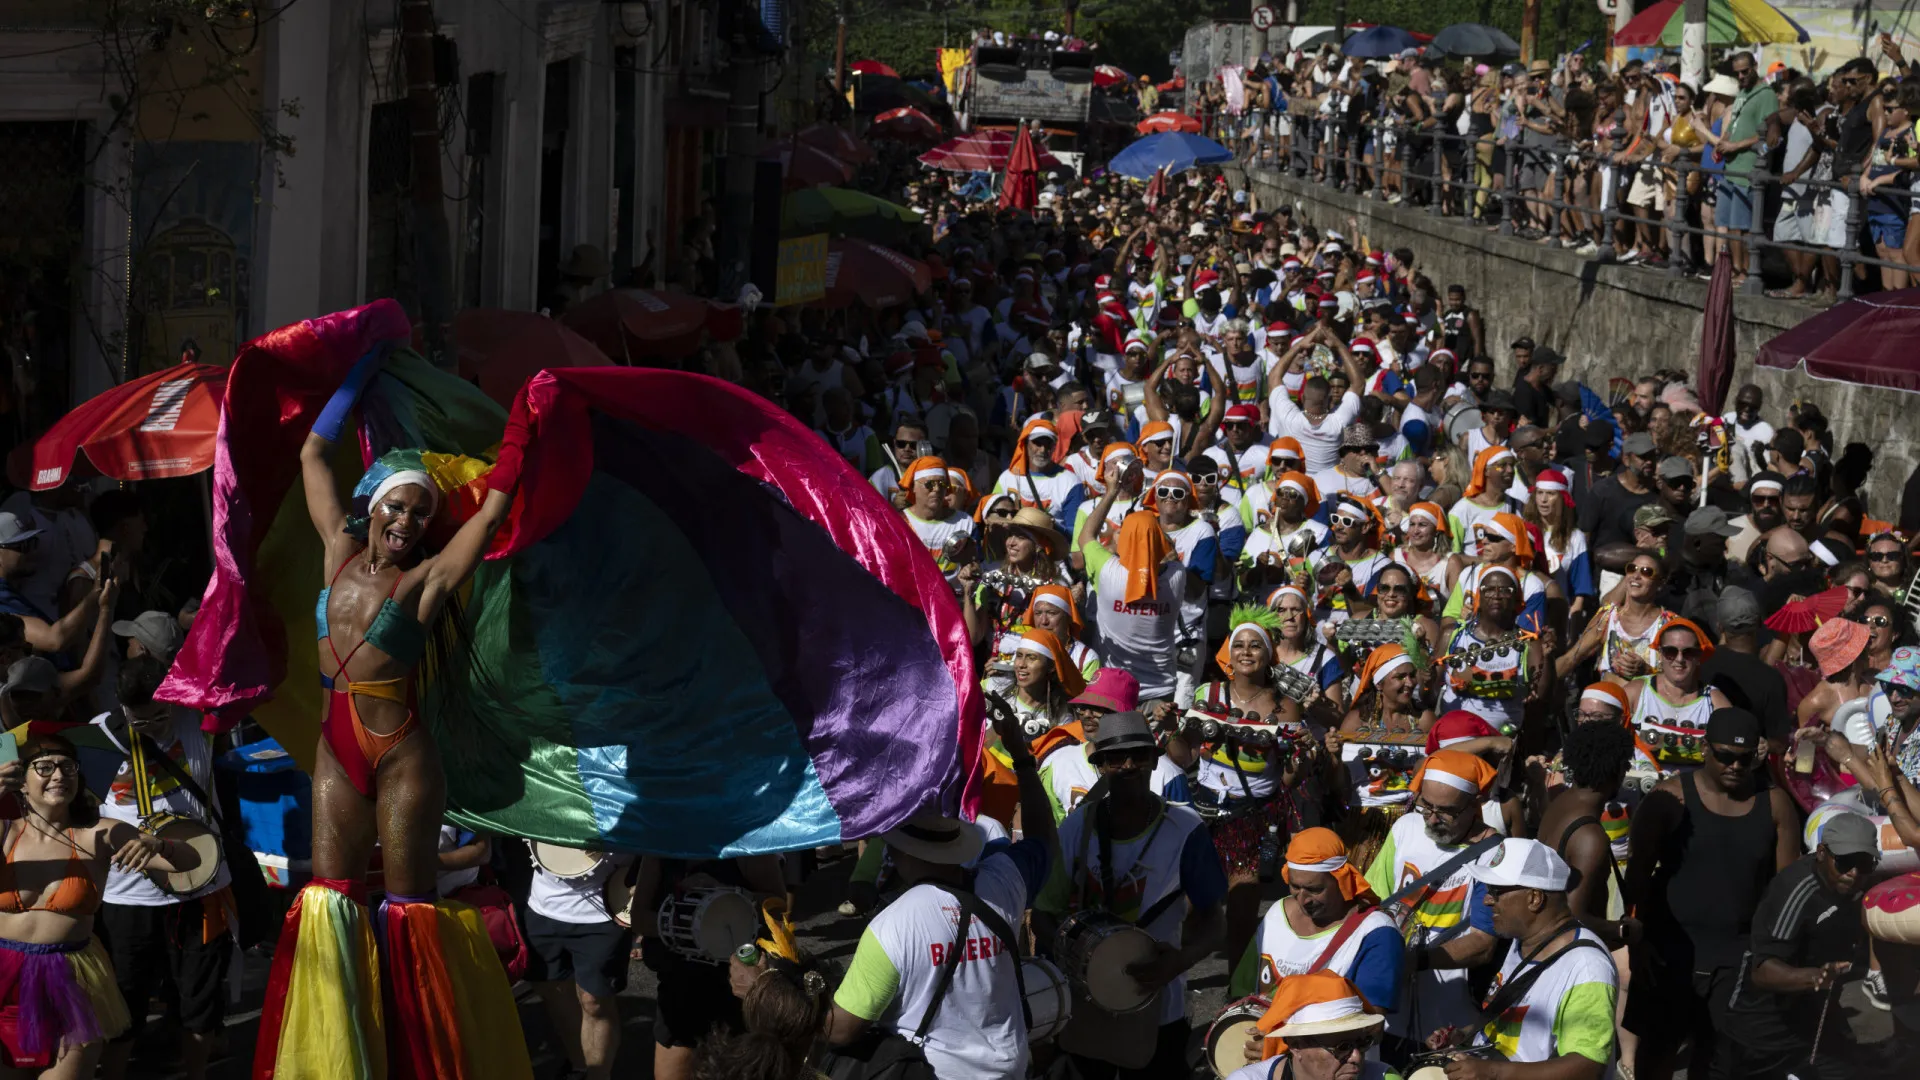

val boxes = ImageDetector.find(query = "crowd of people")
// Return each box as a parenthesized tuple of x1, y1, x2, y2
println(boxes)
(5, 38, 1920, 1080)
(1193, 38, 1920, 297)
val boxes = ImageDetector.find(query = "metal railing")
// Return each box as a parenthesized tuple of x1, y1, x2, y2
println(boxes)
(1206, 107, 1916, 301)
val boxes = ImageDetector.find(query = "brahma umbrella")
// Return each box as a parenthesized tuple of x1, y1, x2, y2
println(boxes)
(29, 360, 226, 489)
(1756, 287, 1920, 393)
(452, 309, 611, 409)
(1343, 25, 1423, 57)
(781, 186, 923, 244)
(823, 239, 933, 309)
(1430, 23, 1522, 58)
(870, 107, 942, 142)
(1613, 0, 1806, 46)
(1107, 131, 1232, 180)
(1093, 65, 1130, 88)
(999, 125, 1040, 212)
(919, 130, 1062, 173)
(1138, 111, 1202, 135)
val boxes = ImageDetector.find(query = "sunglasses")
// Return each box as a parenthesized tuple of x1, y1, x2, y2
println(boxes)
(28, 759, 78, 779)
(1575, 708, 1619, 724)
(1834, 853, 1881, 875)
(1097, 748, 1159, 769)
(1769, 552, 1816, 573)
(1750, 494, 1781, 507)
(1295, 1034, 1377, 1058)
(1710, 746, 1757, 767)
(1484, 883, 1533, 900)
(1887, 683, 1918, 700)
(1659, 645, 1704, 662)
(893, 439, 920, 451)
(1627, 564, 1661, 578)
(1870, 551, 1904, 563)
(1192, 473, 1221, 485)
(1330, 513, 1364, 529)
(1154, 487, 1190, 501)
(1376, 582, 1412, 596)
(1474, 528, 1511, 545)
(1412, 796, 1470, 820)
(1867, 614, 1893, 628)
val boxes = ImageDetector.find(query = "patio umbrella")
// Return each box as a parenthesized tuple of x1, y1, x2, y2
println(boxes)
(870, 107, 942, 142)
(1107, 131, 1233, 180)
(781, 186, 923, 243)
(850, 59, 899, 77)
(796, 123, 874, 164)
(1138, 111, 1202, 135)
(1342, 25, 1423, 57)
(1093, 65, 1130, 88)
(452, 309, 611, 408)
(823, 239, 932, 309)
(1430, 23, 1522, 58)
(1697, 250, 1737, 418)
(1613, 0, 1806, 47)
(999, 125, 1040, 212)
(29, 360, 226, 489)
(561, 289, 726, 362)
(760, 139, 855, 189)
(1756, 287, 1920, 393)
(919, 130, 1062, 173)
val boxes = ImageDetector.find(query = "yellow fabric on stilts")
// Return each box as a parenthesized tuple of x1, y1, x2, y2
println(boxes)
(433, 899, 533, 1079)
(275, 886, 385, 1080)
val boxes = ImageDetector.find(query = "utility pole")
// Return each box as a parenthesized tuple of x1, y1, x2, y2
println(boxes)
(1519, 0, 1538, 63)
(718, 45, 762, 300)
(832, 0, 847, 95)
(1681, 0, 1708, 88)
(400, 0, 453, 369)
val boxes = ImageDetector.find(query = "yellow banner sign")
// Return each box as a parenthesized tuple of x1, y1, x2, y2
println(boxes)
(777, 233, 828, 305)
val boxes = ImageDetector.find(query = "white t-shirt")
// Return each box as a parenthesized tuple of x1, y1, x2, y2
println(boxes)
(1266, 391, 1363, 474)
(1474, 927, 1619, 1065)
(1447, 495, 1523, 557)
(528, 851, 634, 925)
(1040, 741, 1186, 818)
(993, 468, 1081, 519)
(904, 509, 974, 582)
(1311, 467, 1381, 502)
(1252, 900, 1400, 996)
(1088, 545, 1185, 700)
(1164, 516, 1218, 639)
(835, 849, 1041, 1079)
(93, 709, 232, 907)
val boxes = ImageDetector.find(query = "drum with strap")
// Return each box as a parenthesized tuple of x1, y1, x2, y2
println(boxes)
(656, 886, 758, 963)
(1204, 995, 1272, 1077)
(1865, 872, 1920, 946)
(126, 730, 220, 895)
(1053, 908, 1157, 1013)
(1020, 957, 1073, 1043)
(528, 841, 606, 881)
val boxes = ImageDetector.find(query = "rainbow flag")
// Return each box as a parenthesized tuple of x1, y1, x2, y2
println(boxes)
(160, 301, 981, 857)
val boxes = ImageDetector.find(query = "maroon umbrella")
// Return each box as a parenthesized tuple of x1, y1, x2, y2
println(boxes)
(919, 130, 1061, 173)
(822, 239, 932, 309)
(760, 139, 855, 189)
(1756, 287, 1920, 393)
(1696, 250, 1736, 416)
(999, 126, 1039, 212)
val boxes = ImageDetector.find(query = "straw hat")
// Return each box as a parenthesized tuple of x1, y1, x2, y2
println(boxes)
(1008, 507, 1068, 558)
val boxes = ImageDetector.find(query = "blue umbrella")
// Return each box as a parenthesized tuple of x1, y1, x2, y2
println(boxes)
(1108, 132, 1233, 180)
(1342, 26, 1421, 57)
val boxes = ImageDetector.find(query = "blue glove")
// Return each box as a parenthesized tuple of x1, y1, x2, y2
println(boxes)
(311, 344, 389, 443)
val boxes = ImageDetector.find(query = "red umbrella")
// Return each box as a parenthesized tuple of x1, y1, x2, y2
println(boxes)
(1764, 586, 1851, 634)
(999, 126, 1039, 212)
(796, 123, 874, 165)
(760, 139, 855, 189)
(453, 309, 611, 408)
(1093, 65, 1130, 88)
(1137, 111, 1202, 135)
(850, 60, 899, 77)
(1756, 287, 1920, 393)
(29, 361, 226, 489)
(1156, 74, 1186, 91)
(870, 107, 942, 142)
(822, 239, 932, 309)
(1697, 249, 1736, 416)
(561, 289, 728, 362)
(919, 130, 1061, 173)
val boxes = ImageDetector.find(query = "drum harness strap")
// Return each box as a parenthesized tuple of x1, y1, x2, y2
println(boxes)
(1476, 920, 1605, 1027)
(924, 877, 1032, 1035)
(128, 730, 219, 828)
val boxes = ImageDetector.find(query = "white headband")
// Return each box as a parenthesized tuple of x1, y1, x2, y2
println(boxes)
(1534, 476, 1569, 493)
(1480, 565, 1519, 586)
(1286, 997, 1369, 1025)
(1287, 856, 1348, 874)
(370, 471, 437, 517)
(1422, 768, 1480, 794)
(1408, 506, 1440, 527)
(1035, 593, 1073, 614)
(1484, 449, 1516, 470)
(1371, 653, 1414, 686)
(1140, 428, 1175, 445)
(1580, 688, 1624, 709)
(1480, 519, 1517, 545)
(1230, 623, 1273, 651)
(1749, 478, 1784, 495)
(1437, 735, 1479, 748)
(1015, 638, 1056, 662)
(1279, 478, 1309, 498)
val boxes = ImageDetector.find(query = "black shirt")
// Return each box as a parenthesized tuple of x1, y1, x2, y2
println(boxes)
(1701, 647, 1791, 742)
(1731, 855, 1866, 1014)
(1578, 474, 1655, 549)
(1510, 377, 1553, 429)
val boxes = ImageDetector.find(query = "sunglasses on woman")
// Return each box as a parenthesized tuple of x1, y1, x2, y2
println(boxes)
(1867, 614, 1893, 628)
(1659, 645, 1703, 662)
(1154, 487, 1189, 501)
(1627, 564, 1661, 578)
(1376, 582, 1412, 596)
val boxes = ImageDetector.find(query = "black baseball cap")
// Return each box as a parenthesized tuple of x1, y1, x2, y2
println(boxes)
(1704, 707, 1762, 749)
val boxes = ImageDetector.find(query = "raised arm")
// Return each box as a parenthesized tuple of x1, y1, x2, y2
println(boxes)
(419, 394, 532, 623)
(55, 577, 118, 703)
(302, 346, 389, 542)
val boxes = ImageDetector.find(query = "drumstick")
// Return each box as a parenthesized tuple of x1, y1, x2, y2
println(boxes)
(1808, 981, 1835, 1067)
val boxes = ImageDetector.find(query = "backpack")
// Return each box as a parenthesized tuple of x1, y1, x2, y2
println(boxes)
(448, 883, 529, 982)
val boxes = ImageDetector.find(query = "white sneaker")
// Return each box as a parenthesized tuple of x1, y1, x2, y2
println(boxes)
(1575, 240, 1599, 256)
(1865, 968, 1891, 1010)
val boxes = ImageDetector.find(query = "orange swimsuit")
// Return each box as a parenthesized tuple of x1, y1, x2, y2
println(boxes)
(0, 825, 99, 918)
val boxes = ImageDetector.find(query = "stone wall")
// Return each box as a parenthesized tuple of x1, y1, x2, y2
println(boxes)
(1238, 165, 1920, 516)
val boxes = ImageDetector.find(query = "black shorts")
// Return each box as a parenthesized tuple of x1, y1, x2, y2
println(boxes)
(523, 909, 632, 999)
(647, 947, 743, 1050)
(1622, 950, 1729, 1049)
(99, 896, 234, 1038)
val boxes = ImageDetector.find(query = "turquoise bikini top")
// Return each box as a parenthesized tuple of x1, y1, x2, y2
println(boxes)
(316, 557, 427, 678)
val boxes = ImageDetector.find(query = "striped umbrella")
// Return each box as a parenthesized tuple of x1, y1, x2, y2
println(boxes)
(918, 130, 1061, 172)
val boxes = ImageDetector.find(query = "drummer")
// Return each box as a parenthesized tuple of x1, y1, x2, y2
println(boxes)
(1034, 712, 1227, 1077)
(1039, 668, 1191, 820)
(631, 852, 787, 1080)
(1225, 971, 1393, 1080)
(92, 655, 232, 1080)
(1361, 749, 1503, 1063)
(1424, 838, 1618, 1078)
(524, 844, 639, 1080)
(1231, 829, 1403, 1031)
